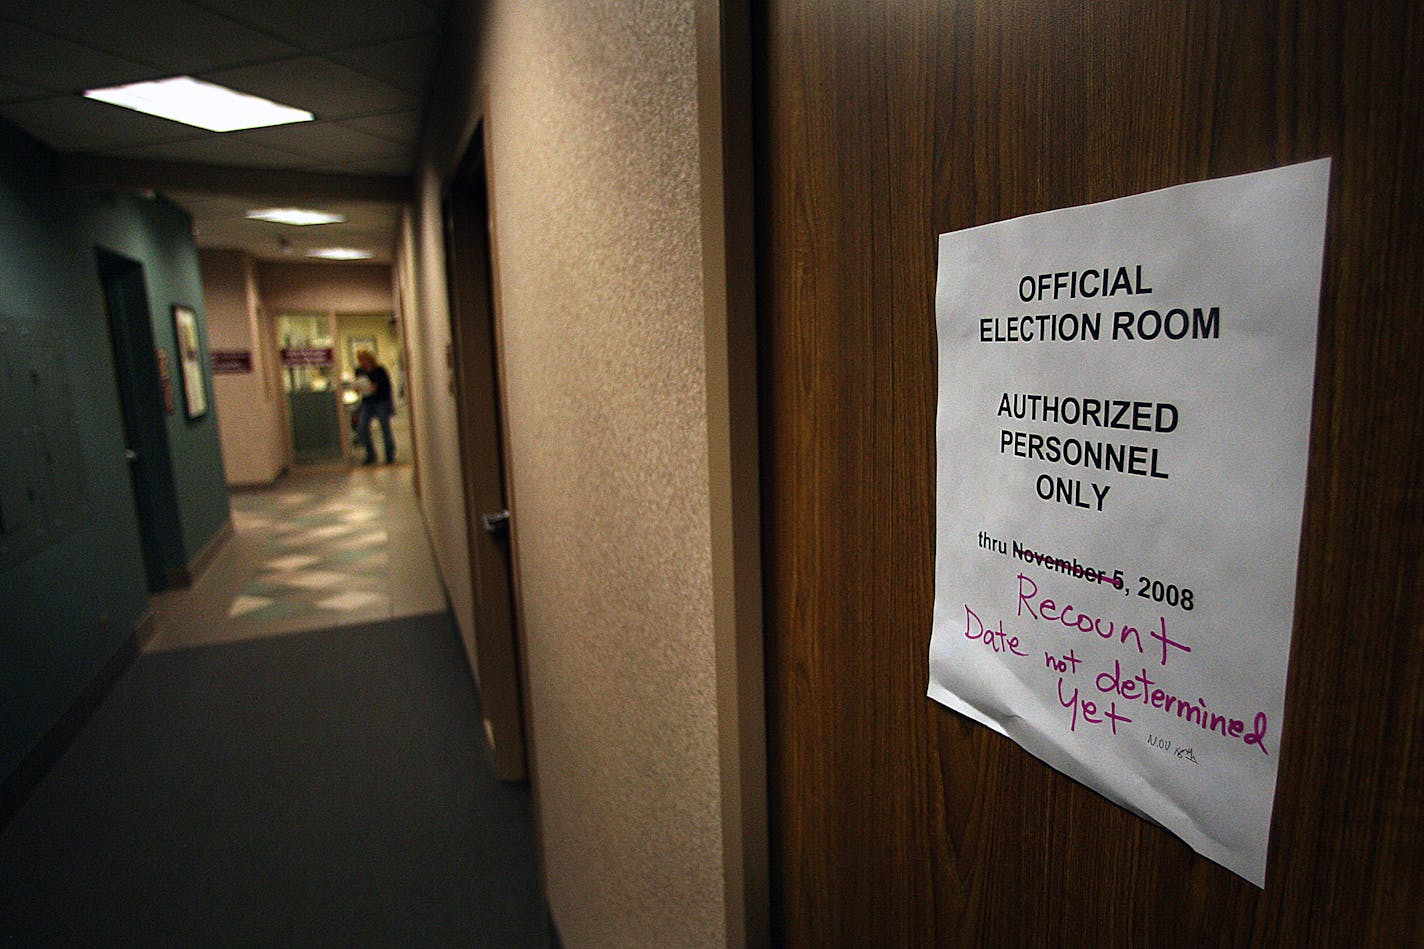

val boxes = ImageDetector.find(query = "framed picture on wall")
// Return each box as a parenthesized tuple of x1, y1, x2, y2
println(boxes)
(172, 304, 207, 419)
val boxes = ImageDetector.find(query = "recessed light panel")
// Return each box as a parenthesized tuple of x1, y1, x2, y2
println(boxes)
(307, 247, 374, 261)
(83, 76, 314, 132)
(246, 208, 347, 226)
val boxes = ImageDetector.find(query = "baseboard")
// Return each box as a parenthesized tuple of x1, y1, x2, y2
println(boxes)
(134, 608, 158, 648)
(0, 610, 154, 829)
(164, 517, 234, 589)
(227, 478, 278, 491)
(228, 464, 289, 492)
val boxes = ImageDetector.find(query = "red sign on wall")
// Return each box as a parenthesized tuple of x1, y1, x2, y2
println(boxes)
(211, 349, 254, 373)
(280, 346, 335, 367)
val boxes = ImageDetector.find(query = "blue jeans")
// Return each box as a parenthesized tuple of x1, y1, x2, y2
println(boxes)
(357, 400, 395, 463)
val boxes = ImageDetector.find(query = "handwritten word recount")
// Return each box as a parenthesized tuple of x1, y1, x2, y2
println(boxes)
(1017, 572, 1192, 666)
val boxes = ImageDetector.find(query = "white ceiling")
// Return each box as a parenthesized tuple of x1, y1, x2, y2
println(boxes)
(0, 0, 447, 263)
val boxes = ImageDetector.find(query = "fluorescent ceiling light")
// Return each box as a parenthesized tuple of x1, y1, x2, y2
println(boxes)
(307, 247, 373, 261)
(246, 208, 347, 226)
(83, 76, 313, 132)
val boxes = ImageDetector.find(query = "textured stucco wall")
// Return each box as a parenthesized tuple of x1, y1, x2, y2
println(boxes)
(405, 0, 724, 945)
(487, 3, 721, 945)
(401, 183, 479, 655)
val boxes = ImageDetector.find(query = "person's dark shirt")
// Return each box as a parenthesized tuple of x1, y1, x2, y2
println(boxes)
(357, 365, 392, 404)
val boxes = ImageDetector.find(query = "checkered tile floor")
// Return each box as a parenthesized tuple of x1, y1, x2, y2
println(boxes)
(147, 466, 447, 652)
(226, 487, 393, 622)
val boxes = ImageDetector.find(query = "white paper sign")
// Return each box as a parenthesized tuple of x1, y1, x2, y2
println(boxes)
(928, 159, 1330, 886)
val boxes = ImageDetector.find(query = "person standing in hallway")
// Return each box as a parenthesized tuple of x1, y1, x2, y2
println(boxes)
(354, 349, 396, 465)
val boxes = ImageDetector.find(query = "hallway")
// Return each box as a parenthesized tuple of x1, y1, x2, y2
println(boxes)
(0, 470, 549, 946)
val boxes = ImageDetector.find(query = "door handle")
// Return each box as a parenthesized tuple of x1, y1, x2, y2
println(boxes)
(125, 448, 138, 462)
(480, 509, 511, 535)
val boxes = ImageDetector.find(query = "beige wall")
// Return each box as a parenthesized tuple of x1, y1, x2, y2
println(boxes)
(402, 0, 757, 945)
(256, 260, 394, 313)
(400, 176, 479, 658)
(199, 249, 284, 486)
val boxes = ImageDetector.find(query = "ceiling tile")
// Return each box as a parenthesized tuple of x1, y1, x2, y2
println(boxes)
(196, 0, 439, 53)
(111, 137, 319, 170)
(174, 191, 396, 241)
(203, 57, 419, 121)
(230, 122, 407, 163)
(339, 111, 423, 147)
(170, 193, 396, 226)
(0, 96, 207, 152)
(0, 21, 154, 93)
(0, 77, 46, 104)
(304, 156, 413, 176)
(1, 2, 298, 74)
(327, 35, 440, 95)
(0, 0, 443, 265)
(166, 192, 239, 218)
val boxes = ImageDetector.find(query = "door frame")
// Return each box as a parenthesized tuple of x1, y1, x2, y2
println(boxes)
(442, 112, 530, 782)
(696, 0, 770, 943)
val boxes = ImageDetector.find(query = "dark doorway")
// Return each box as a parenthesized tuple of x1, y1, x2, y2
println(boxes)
(97, 249, 180, 592)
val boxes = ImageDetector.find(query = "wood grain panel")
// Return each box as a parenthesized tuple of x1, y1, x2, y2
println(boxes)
(757, 0, 1422, 944)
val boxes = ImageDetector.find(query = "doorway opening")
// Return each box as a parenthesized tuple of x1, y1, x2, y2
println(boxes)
(277, 312, 343, 466)
(334, 312, 412, 465)
(276, 311, 413, 467)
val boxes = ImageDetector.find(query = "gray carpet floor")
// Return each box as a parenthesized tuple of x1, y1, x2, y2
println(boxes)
(0, 612, 550, 947)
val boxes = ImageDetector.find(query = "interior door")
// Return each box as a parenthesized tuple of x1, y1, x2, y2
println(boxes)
(444, 121, 528, 782)
(756, 2, 1422, 944)
(97, 250, 178, 592)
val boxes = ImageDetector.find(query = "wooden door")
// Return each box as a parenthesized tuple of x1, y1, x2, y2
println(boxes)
(756, 2, 1422, 944)
(445, 123, 528, 782)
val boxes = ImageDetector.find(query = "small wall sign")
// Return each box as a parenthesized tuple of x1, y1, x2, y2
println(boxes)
(210, 349, 253, 373)
(280, 346, 335, 367)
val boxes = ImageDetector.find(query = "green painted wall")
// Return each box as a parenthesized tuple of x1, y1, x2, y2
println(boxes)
(0, 121, 229, 783)
(70, 190, 231, 565)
